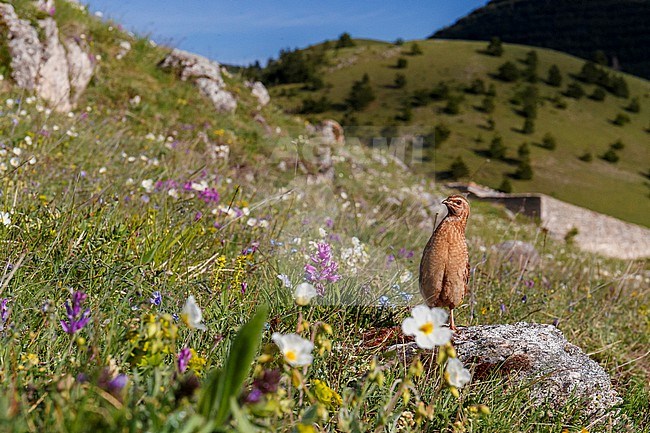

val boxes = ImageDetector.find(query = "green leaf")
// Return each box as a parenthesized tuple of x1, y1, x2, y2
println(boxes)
(230, 397, 259, 433)
(197, 305, 269, 426)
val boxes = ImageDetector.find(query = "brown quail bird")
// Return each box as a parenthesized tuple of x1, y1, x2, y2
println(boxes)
(419, 195, 470, 330)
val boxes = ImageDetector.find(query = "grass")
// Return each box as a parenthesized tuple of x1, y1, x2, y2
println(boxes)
(0, 2, 649, 432)
(269, 39, 650, 227)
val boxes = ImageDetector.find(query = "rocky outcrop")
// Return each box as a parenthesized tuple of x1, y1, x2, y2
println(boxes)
(65, 38, 94, 105)
(0, 3, 42, 90)
(448, 182, 650, 260)
(159, 49, 236, 113)
(390, 322, 620, 420)
(36, 18, 72, 112)
(245, 81, 270, 107)
(454, 323, 620, 418)
(0, 3, 95, 112)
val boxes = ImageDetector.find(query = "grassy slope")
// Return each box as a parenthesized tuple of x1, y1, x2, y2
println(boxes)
(270, 39, 650, 227)
(0, 2, 649, 431)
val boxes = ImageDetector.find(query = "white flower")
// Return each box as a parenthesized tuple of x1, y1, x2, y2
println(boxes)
(99, 167, 107, 174)
(9, 157, 20, 167)
(294, 282, 317, 306)
(180, 295, 206, 331)
(401, 305, 452, 349)
(318, 227, 327, 238)
(141, 179, 154, 193)
(272, 333, 314, 367)
(277, 274, 292, 288)
(168, 188, 179, 199)
(1, 212, 11, 227)
(445, 358, 471, 388)
(400, 271, 413, 283)
(12, 147, 22, 156)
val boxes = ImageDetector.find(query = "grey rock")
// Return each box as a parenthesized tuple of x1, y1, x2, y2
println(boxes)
(454, 323, 621, 418)
(195, 78, 236, 113)
(0, 3, 43, 90)
(490, 240, 540, 270)
(0, 3, 95, 111)
(389, 322, 620, 420)
(160, 48, 224, 84)
(65, 38, 94, 105)
(246, 81, 270, 107)
(159, 49, 236, 113)
(36, 18, 71, 112)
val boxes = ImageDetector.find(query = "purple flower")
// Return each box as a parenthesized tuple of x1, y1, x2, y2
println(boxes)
(198, 188, 220, 204)
(398, 248, 414, 259)
(244, 387, 263, 403)
(150, 291, 162, 306)
(1, 298, 8, 331)
(178, 348, 192, 373)
(523, 280, 535, 289)
(500, 303, 506, 313)
(244, 369, 281, 403)
(194, 211, 203, 221)
(241, 282, 248, 295)
(60, 291, 91, 334)
(108, 374, 128, 392)
(304, 242, 340, 296)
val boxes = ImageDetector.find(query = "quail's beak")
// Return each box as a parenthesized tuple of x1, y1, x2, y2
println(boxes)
(442, 198, 449, 206)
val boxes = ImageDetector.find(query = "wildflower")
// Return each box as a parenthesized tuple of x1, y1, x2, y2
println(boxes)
(312, 379, 342, 409)
(244, 369, 281, 403)
(1, 212, 10, 227)
(178, 347, 192, 373)
(0, 298, 8, 331)
(141, 179, 154, 193)
(340, 237, 369, 273)
(60, 291, 91, 334)
(445, 358, 471, 389)
(150, 291, 162, 306)
(277, 274, 292, 288)
(378, 295, 392, 307)
(294, 282, 317, 306)
(180, 295, 206, 331)
(304, 242, 340, 296)
(272, 333, 314, 367)
(401, 305, 452, 349)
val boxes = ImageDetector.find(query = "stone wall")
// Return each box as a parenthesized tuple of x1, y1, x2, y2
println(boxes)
(447, 182, 650, 260)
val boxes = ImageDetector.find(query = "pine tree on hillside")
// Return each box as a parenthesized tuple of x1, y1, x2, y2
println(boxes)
(497, 61, 520, 82)
(346, 74, 375, 111)
(336, 32, 355, 48)
(450, 157, 470, 179)
(547, 65, 562, 87)
(485, 37, 503, 56)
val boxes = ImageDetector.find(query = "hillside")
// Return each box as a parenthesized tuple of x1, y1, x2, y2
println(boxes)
(0, 1, 649, 432)
(431, 0, 650, 80)
(265, 38, 650, 227)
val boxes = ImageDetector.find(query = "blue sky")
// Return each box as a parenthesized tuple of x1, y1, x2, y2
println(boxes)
(86, 1, 486, 65)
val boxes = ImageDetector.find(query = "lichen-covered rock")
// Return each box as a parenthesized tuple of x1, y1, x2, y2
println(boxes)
(0, 3, 43, 90)
(489, 240, 540, 270)
(0, 3, 94, 111)
(245, 81, 270, 107)
(159, 49, 236, 113)
(36, 18, 71, 112)
(195, 78, 236, 113)
(65, 38, 94, 104)
(454, 323, 621, 418)
(159, 48, 224, 84)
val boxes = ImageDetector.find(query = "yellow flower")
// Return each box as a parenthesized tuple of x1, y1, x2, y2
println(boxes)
(312, 379, 342, 410)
